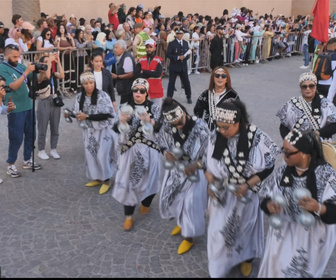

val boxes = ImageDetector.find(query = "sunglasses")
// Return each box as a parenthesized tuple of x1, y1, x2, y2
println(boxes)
(46, 33, 51, 36)
(300, 84, 316, 90)
(214, 73, 227, 79)
(132, 88, 147, 94)
(6, 44, 19, 51)
(281, 147, 300, 158)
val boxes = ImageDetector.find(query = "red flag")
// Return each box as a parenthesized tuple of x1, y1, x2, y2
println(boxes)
(311, 0, 330, 43)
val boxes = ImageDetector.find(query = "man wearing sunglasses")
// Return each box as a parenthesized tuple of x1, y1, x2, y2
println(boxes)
(0, 44, 41, 178)
(209, 25, 225, 70)
(276, 72, 336, 141)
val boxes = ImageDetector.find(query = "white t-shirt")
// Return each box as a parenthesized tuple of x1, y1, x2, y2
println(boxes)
(94, 71, 103, 90)
(122, 57, 134, 73)
(192, 32, 200, 46)
(37, 36, 54, 48)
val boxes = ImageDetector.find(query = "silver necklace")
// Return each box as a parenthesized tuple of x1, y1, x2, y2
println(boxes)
(299, 96, 320, 131)
(208, 89, 226, 122)
(295, 166, 309, 172)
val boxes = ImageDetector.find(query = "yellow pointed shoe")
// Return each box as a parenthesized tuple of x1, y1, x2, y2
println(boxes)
(99, 183, 111, 195)
(178, 240, 194, 255)
(123, 217, 133, 231)
(240, 262, 252, 277)
(85, 180, 101, 187)
(170, 225, 181, 236)
(140, 205, 150, 215)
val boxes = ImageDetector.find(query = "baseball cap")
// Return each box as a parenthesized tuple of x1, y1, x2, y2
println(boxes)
(216, 25, 224, 30)
(40, 12, 48, 18)
(0, 21, 4, 28)
(145, 38, 156, 47)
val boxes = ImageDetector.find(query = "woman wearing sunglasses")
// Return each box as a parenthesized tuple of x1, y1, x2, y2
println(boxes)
(112, 78, 162, 232)
(205, 99, 279, 277)
(258, 129, 336, 277)
(276, 72, 336, 140)
(154, 98, 210, 255)
(193, 66, 239, 131)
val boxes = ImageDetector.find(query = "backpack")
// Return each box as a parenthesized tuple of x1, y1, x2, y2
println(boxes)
(313, 51, 335, 80)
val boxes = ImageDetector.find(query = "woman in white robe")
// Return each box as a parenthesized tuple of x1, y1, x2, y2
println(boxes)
(67, 71, 117, 195)
(258, 128, 336, 278)
(205, 99, 279, 277)
(276, 72, 336, 140)
(155, 98, 210, 255)
(112, 78, 161, 231)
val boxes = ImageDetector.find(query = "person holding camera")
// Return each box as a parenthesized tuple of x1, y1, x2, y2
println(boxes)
(36, 53, 65, 160)
(0, 44, 42, 178)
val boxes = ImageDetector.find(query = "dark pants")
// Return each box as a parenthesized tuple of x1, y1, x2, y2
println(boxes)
(7, 109, 35, 164)
(167, 70, 191, 99)
(124, 194, 156, 216)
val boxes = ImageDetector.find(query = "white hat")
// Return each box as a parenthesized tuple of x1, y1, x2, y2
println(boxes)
(145, 38, 156, 47)
(132, 78, 149, 92)
(150, 32, 157, 36)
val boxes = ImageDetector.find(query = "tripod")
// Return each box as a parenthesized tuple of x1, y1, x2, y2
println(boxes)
(30, 71, 38, 172)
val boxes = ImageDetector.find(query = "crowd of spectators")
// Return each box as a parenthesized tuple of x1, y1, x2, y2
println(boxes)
(1, 4, 336, 88)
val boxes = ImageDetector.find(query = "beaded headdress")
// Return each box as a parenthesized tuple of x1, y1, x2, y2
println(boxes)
(215, 108, 239, 123)
(163, 106, 184, 123)
(299, 72, 317, 85)
(132, 78, 149, 92)
(284, 128, 303, 145)
(80, 71, 95, 84)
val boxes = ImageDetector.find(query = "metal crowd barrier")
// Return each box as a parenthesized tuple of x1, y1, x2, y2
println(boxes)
(2, 32, 304, 97)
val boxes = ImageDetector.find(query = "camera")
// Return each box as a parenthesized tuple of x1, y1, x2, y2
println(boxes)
(32, 62, 48, 72)
(1, 85, 11, 93)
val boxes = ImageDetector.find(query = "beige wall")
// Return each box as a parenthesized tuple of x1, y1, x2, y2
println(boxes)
(0, 0, 332, 29)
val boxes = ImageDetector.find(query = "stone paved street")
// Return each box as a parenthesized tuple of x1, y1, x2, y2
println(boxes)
(0, 54, 335, 278)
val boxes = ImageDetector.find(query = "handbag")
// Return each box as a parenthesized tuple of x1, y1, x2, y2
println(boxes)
(105, 50, 117, 66)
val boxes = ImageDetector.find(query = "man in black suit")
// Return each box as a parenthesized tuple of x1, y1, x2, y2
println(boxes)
(166, 28, 192, 104)
(209, 25, 224, 70)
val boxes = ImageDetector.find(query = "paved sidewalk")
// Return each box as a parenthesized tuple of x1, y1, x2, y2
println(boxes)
(0, 55, 335, 278)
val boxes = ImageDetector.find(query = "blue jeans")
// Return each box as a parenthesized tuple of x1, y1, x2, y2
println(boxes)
(7, 109, 35, 164)
(303, 44, 309, 66)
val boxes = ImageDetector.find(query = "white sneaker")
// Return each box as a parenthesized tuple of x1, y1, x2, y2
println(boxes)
(38, 150, 49, 160)
(300, 65, 309, 69)
(194, 71, 201, 74)
(188, 70, 192, 75)
(0, 178, 3, 184)
(50, 149, 60, 159)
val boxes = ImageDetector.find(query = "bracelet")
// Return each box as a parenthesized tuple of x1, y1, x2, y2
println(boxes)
(245, 181, 251, 189)
(196, 160, 202, 169)
(314, 203, 322, 216)
(22, 73, 27, 80)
